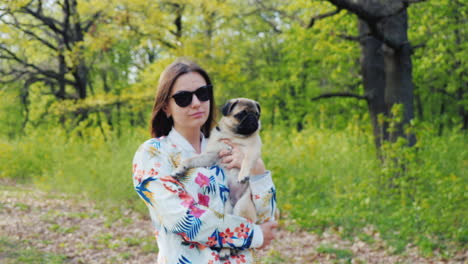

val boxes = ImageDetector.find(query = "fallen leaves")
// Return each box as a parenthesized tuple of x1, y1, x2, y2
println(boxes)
(1, 182, 465, 263)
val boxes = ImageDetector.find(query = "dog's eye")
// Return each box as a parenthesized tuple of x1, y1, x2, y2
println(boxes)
(234, 111, 247, 120)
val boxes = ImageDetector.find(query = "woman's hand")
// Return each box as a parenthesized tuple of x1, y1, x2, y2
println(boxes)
(218, 139, 244, 170)
(218, 139, 266, 175)
(258, 221, 278, 249)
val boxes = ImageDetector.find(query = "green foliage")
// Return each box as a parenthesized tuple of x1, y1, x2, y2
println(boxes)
(410, 0, 467, 129)
(0, 86, 25, 139)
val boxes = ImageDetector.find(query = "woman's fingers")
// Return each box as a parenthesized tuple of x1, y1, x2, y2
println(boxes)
(218, 138, 245, 169)
(258, 221, 278, 249)
(220, 138, 235, 147)
(218, 149, 230, 157)
(221, 156, 233, 163)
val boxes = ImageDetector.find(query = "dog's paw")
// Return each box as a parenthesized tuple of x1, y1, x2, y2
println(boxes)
(170, 167, 188, 178)
(238, 175, 250, 184)
(219, 248, 230, 260)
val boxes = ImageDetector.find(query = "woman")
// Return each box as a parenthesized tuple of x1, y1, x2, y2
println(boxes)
(132, 58, 277, 263)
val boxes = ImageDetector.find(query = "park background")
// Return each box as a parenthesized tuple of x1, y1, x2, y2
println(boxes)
(0, 0, 466, 263)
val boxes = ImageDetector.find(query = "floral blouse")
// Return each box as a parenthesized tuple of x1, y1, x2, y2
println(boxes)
(132, 128, 277, 264)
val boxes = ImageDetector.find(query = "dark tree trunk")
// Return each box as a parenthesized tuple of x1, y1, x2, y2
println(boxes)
(381, 11, 416, 146)
(327, 0, 418, 151)
(359, 20, 388, 151)
(70, 0, 88, 99)
(58, 52, 67, 100)
(74, 62, 88, 99)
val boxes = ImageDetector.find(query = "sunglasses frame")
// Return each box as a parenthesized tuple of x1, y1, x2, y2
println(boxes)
(171, 85, 212, 107)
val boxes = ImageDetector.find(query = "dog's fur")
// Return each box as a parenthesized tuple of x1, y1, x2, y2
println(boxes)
(171, 98, 262, 258)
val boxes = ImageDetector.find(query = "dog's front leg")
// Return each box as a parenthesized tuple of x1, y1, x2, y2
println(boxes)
(171, 151, 219, 178)
(237, 150, 260, 183)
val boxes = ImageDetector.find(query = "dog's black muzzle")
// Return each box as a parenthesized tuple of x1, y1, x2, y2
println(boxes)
(236, 113, 259, 136)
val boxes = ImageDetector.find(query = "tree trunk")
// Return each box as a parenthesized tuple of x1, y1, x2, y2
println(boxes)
(327, 0, 418, 151)
(58, 51, 67, 100)
(70, 0, 88, 99)
(359, 10, 416, 152)
(382, 11, 416, 146)
(359, 20, 388, 152)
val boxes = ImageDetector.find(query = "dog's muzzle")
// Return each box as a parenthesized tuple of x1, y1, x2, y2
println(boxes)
(236, 113, 259, 136)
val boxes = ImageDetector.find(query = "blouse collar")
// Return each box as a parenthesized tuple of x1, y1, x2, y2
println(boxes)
(168, 127, 207, 154)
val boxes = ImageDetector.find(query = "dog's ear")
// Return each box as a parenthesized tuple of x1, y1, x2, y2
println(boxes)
(255, 102, 261, 115)
(222, 100, 238, 116)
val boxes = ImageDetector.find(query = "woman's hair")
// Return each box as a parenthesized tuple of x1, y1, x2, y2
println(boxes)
(150, 58, 216, 138)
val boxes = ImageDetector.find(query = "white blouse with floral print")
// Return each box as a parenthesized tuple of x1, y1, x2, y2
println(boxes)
(132, 128, 277, 264)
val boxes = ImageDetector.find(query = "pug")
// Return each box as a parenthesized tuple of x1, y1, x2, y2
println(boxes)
(171, 98, 262, 258)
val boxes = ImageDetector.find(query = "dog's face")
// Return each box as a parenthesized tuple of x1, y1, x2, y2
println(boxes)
(221, 98, 261, 136)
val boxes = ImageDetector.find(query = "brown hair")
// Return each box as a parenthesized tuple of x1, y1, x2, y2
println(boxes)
(150, 58, 216, 138)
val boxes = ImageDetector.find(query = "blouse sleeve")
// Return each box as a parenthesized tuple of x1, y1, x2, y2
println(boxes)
(132, 141, 264, 250)
(249, 172, 278, 223)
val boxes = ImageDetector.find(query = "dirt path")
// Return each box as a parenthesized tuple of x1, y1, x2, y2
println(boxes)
(0, 182, 465, 264)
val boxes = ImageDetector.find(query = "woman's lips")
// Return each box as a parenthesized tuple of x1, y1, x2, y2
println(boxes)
(191, 112, 205, 118)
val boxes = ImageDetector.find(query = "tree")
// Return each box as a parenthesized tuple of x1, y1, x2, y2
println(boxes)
(253, 0, 427, 150)
(0, 0, 102, 100)
(323, 0, 431, 150)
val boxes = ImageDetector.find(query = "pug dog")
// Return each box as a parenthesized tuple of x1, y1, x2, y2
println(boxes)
(171, 98, 262, 258)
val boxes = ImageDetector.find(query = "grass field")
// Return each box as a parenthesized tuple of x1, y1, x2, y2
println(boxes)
(1, 123, 466, 258)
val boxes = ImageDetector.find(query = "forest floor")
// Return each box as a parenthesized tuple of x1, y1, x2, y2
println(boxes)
(1, 180, 466, 264)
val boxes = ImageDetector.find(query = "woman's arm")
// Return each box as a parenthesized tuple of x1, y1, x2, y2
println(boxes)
(132, 140, 264, 250)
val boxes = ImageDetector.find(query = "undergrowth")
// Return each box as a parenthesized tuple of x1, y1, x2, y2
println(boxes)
(0, 121, 466, 257)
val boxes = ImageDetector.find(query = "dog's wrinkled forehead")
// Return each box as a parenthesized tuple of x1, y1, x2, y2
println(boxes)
(222, 98, 261, 116)
(233, 101, 258, 113)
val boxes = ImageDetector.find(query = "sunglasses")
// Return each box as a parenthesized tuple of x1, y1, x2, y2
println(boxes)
(171, 85, 212, 107)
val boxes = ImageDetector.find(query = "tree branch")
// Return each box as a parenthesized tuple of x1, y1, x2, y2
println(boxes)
(254, 0, 304, 25)
(326, 0, 415, 50)
(0, 16, 58, 51)
(83, 11, 102, 32)
(258, 13, 282, 33)
(22, 6, 64, 36)
(311, 92, 368, 101)
(403, 0, 428, 5)
(0, 45, 75, 86)
(306, 8, 342, 28)
(410, 43, 426, 53)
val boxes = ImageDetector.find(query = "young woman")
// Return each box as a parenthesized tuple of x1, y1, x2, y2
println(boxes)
(132, 58, 277, 263)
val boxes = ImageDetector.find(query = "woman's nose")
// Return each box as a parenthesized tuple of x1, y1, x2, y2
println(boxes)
(191, 94, 201, 107)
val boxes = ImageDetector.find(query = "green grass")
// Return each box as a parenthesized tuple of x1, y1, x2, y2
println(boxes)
(0, 122, 466, 258)
(263, 125, 467, 256)
(261, 249, 287, 264)
(316, 244, 353, 260)
(0, 237, 68, 264)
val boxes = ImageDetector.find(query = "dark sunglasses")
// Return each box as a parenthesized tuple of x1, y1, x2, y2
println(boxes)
(171, 85, 212, 107)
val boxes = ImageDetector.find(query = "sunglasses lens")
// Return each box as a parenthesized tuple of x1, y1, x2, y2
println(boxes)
(195, 87, 211, 102)
(173, 92, 192, 107)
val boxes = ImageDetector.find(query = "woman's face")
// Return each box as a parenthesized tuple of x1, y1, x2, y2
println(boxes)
(164, 72, 210, 134)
